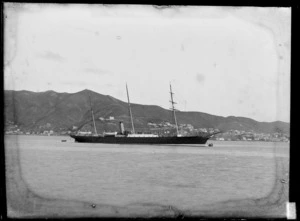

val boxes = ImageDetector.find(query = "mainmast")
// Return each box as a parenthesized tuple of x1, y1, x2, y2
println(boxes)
(88, 93, 98, 136)
(169, 83, 179, 136)
(126, 83, 135, 134)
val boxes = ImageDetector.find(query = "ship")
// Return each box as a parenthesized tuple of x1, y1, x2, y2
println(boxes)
(70, 84, 219, 144)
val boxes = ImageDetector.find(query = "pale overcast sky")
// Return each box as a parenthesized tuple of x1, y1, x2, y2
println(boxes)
(4, 4, 290, 123)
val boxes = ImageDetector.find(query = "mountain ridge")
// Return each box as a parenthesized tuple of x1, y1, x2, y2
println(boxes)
(4, 89, 290, 134)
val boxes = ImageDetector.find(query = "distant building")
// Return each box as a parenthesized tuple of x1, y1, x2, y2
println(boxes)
(109, 116, 114, 120)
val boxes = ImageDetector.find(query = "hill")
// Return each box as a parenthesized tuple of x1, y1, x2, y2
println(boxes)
(4, 90, 290, 134)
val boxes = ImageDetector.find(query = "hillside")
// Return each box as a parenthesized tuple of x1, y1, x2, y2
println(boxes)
(4, 90, 290, 134)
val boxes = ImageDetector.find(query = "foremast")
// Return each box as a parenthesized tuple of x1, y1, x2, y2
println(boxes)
(169, 84, 179, 136)
(126, 83, 135, 134)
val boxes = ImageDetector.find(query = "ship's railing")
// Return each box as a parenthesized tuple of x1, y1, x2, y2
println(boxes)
(127, 134, 159, 137)
(103, 132, 117, 137)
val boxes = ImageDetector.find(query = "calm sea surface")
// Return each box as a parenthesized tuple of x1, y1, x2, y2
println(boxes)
(5, 135, 289, 212)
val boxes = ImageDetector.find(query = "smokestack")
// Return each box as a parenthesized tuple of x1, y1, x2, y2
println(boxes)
(119, 121, 125, 134)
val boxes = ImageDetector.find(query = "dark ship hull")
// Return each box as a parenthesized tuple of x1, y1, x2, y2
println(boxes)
(70, 135, 211, 145)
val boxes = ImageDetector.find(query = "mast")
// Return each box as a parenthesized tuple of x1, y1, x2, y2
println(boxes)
(88, 93, 98, 136)
(169, 83, 179, 136)
(126, 83, 135, 134)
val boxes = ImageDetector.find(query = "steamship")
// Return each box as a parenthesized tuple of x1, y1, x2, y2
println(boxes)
(70, 84, 219, 144)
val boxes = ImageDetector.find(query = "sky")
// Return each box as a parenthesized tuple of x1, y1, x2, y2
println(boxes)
(4, 4, 291, 123)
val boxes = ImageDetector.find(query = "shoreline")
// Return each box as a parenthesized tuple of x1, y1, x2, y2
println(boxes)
(4, 134, 290, 143)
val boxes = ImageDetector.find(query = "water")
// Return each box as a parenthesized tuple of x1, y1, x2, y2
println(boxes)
(5, 135, 289, 217)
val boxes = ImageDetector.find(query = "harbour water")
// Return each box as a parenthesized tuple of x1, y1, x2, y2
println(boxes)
(5, 135, 289, 217)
